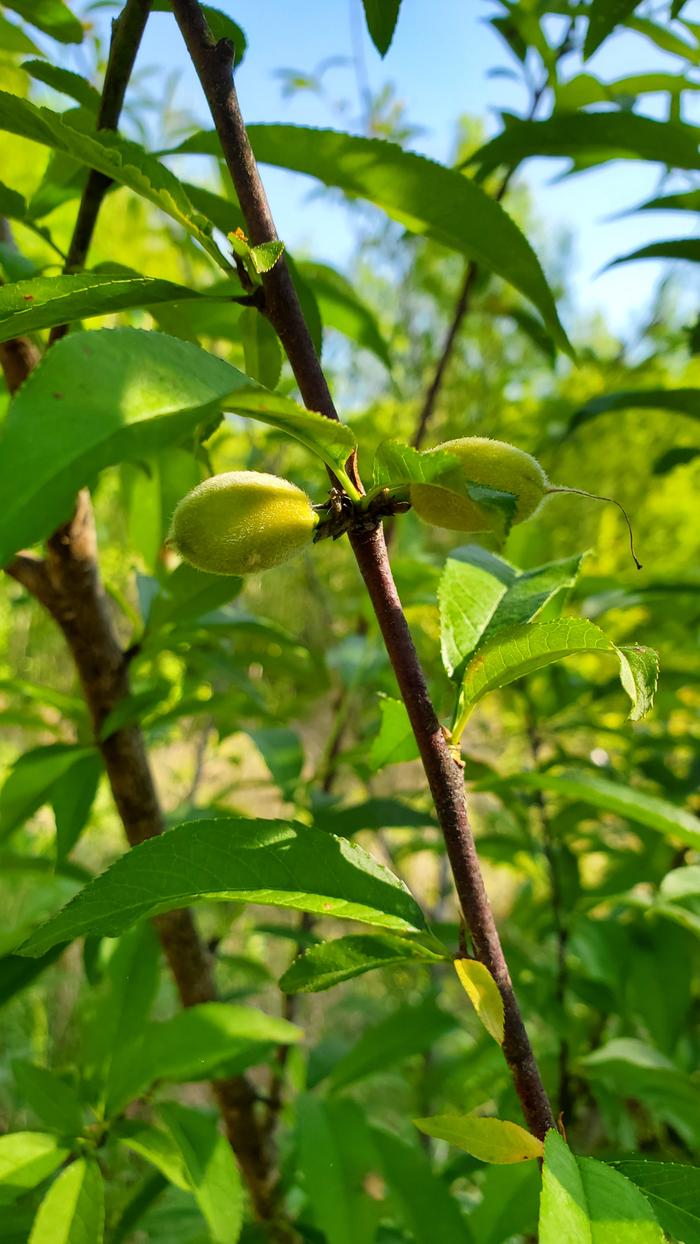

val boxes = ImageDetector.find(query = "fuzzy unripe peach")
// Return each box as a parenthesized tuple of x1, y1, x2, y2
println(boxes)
(168, 471, 318, 576)
(411, 437, 548, 532)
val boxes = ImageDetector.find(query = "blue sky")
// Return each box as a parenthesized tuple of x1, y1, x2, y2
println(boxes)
(84, 0, 700, 339)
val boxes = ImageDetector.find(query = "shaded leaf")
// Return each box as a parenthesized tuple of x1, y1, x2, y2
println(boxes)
(172, 124, 571, 351)
(12, 1062, 83, 1136)
(369, 695, 419, 770)
(151, 2, 246, 67)
(371, 1127, 473, 1244)
(154, 1104, 243, 1244)
(298, 260, 391, 368)
(19, 817, 426, 957)
(0, 745, 98, 841)
(329, 997, 455, 1090)
(239, 307, 282, 389)
(570, 387, 700, 433)
(108, 1002, 301, 1114)
(611, 1161, 700, 1244)
(280, 933, 446, 993)
(21, 60, 100, 111)
(362, 0, 402, 56)
(297, 1097, 382, 1244)
(610, 238, 700, 267)
(484, 768, 700, 850)
(584, 0, 641, 58)
(0, 273, 236, 342)
(470, 112, 700, 177)
(224, 390, 356, 477)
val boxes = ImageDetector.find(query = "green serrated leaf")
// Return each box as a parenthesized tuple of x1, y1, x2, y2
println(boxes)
(610, 1161, 700, 1244)
(0, 328, 259, 565)
(570, 387, 700, 433)
(21, 60, 100, 110)
(171, 124, 571, 352)
(280, 933, 445, 993)
(439, 547, 584, 679)
(0, 92, 228, 268)
(453, 618, 658, 740)
(19, 817, 426, 958)
(540, 1130, 664, 1242)
(362, 0, 402, 56)
(0, 273, 237, 342)
(470, 112, 700, 177)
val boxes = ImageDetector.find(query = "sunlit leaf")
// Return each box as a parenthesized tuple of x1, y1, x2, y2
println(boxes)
(454, 959, 505, 1044)
(414, 1115, 543, 1164)
(0, 92, 228, 268)
(0, 329, 260, 565)
(540, 1129, 664, 1242)
(0, 1132, 69, 1206)
(28, 1157, 104, 1244)
(453, 618, 658, 738)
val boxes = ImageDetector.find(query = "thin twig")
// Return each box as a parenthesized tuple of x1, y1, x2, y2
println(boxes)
(170, 0, 554, 1138)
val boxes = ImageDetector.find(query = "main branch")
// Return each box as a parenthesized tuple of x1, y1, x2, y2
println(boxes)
(171, 0, 554, 1138)
(2, 1, 288, 1229)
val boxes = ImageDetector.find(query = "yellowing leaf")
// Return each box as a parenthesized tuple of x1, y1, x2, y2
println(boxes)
(413, 1114, 544, 1164)
(454, 958, 505, 1045)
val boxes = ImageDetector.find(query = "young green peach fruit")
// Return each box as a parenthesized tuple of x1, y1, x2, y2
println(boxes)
(168, 471, 318, 576)
(410, 436, 548, 532)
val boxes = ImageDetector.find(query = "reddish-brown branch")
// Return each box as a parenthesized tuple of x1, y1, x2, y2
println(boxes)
(171, 0, 554, 1138)
(1, 2, 287, 1227)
